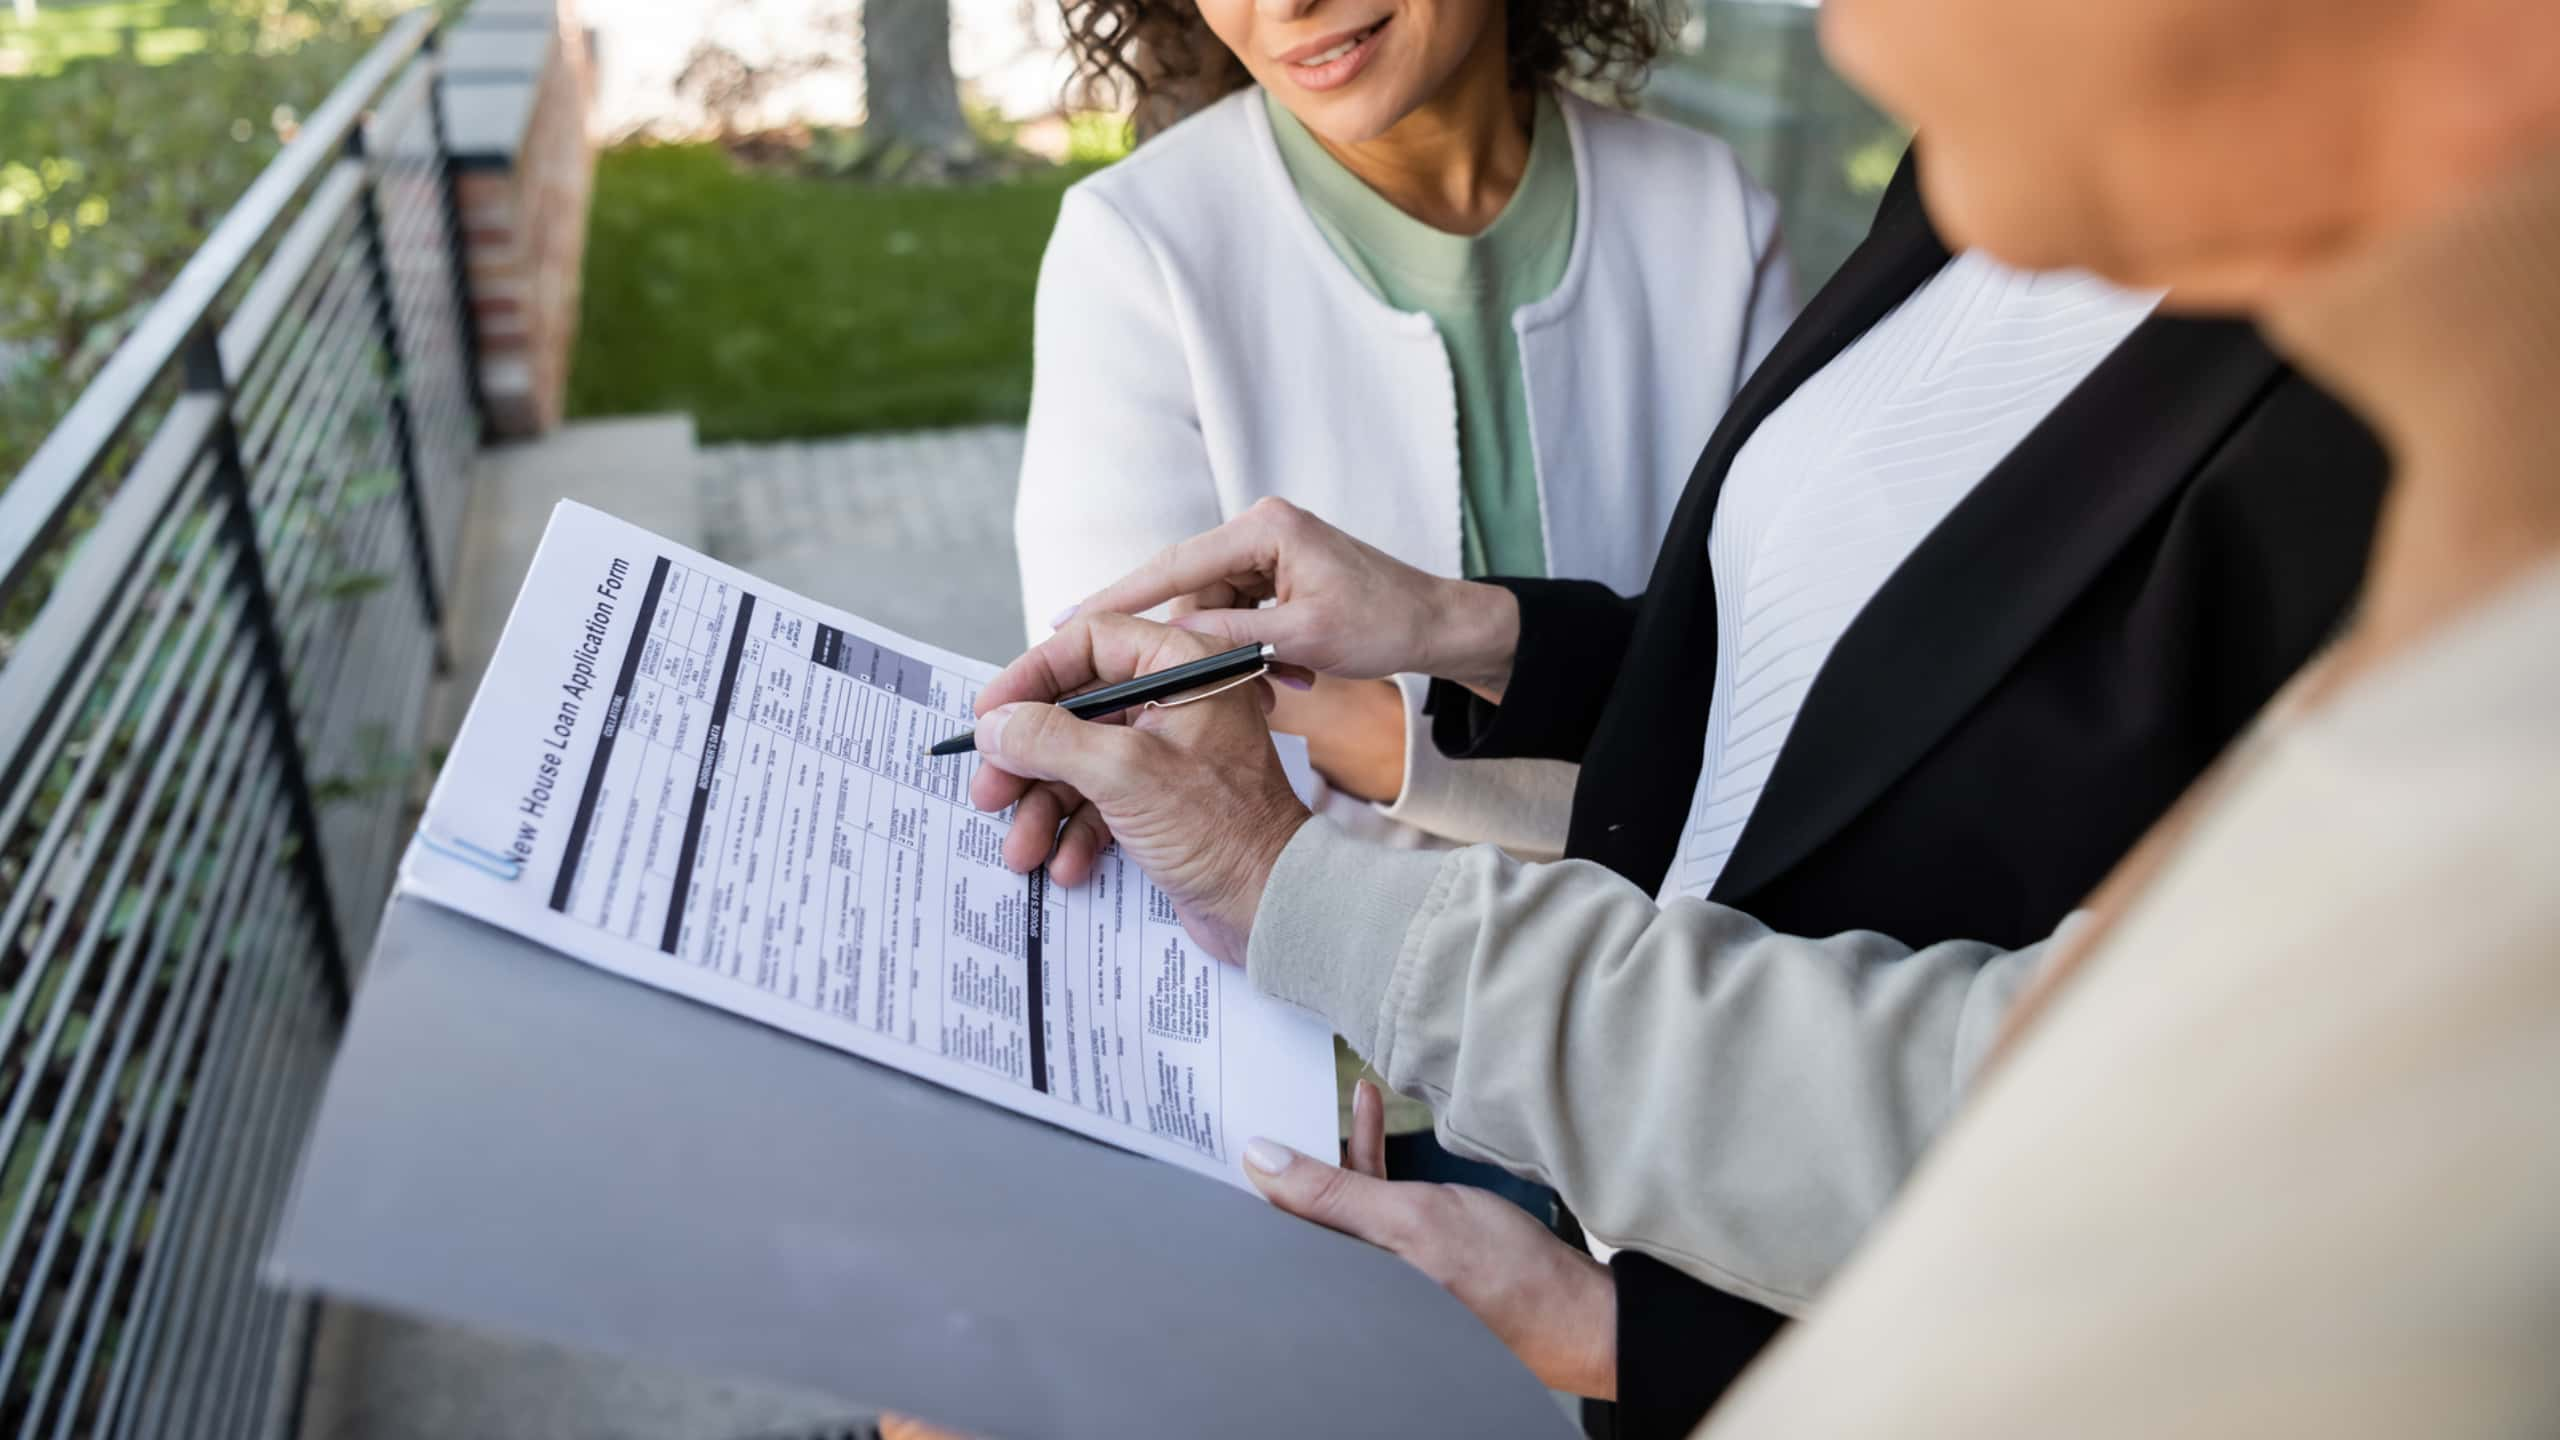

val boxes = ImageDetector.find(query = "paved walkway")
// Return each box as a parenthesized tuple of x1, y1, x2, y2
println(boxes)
(304, 417, 1028, 1440)
(697, 425, 1030, 665)
(422, 417, 1029, 759)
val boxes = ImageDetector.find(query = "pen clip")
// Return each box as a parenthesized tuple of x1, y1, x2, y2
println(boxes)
(415, 826, 525, 882)
(1144, 665, 1269, 710)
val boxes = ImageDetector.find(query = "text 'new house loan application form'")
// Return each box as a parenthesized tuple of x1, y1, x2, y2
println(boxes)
(402, 502, 1336, 1184)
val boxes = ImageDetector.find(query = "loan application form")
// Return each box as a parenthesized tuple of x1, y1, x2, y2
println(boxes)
(402, 503, 1337, 1184)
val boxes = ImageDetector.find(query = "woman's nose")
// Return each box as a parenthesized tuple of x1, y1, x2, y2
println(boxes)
(1255, 0, 1324, 26)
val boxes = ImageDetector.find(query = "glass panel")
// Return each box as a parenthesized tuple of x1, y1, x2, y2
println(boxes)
(1644, 0, 1912, 296)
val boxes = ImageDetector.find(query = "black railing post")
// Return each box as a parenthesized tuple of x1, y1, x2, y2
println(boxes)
(425, 26, 492, 438)
(182, 325, 354, 1018)
(343, 119, 450, 659)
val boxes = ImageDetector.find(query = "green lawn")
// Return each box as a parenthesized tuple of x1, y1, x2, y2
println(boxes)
(567, 144, 1100, 442)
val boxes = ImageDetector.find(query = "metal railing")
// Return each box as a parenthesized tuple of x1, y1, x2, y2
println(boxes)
(0, 11, 480, 1435)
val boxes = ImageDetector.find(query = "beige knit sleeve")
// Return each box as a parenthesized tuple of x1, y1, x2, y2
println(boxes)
(1247, 817, 2043, 1311)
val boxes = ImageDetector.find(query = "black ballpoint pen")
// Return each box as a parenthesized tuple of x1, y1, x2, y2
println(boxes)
(927, 642, 1276, 757)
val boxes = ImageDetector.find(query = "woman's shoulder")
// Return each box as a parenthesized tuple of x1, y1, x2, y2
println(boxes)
(1057, 89, 1273, 243)
(1557, 89, 1763, 202)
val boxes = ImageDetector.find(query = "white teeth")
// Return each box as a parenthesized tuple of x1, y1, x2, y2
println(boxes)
(1293, 26, 1372, 66)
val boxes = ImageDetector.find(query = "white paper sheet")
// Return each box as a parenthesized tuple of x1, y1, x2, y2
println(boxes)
(402, 502, 1338, 1185)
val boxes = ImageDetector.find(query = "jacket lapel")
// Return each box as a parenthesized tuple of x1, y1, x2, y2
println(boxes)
(1571, 146, 1953, 892)
(1708, 312, 2289, 905)
(1706, 153, 1950, 504)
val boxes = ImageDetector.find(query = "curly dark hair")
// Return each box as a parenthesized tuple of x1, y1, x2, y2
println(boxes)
(1064, 0, 1677, 140)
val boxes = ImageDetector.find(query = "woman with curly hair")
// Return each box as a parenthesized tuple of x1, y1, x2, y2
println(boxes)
(1013, 0, 1795, 858)
(1007, 0, 1795, 1245)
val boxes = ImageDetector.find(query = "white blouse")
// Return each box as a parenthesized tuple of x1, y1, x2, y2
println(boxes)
(1665, 252, 2160, 901)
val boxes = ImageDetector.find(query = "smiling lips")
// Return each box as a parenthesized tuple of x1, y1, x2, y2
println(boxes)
(1277, 16, 1391, 92)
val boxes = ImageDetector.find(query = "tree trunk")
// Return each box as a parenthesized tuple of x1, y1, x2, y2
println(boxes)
(861, 0, 973, 156)
(14, 0, 37, 27)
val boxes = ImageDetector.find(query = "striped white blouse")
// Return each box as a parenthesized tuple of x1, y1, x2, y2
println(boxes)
(1664, 251, 2161, 902)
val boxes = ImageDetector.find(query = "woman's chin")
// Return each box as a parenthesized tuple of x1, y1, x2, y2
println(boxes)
(1273, 87, 1413, 148)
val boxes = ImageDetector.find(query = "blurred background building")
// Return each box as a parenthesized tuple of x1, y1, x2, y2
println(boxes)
(0, 2, 1897, 1435)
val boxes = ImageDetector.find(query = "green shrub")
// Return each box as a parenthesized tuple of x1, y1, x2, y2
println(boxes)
(1062, 110, 1132, 166)
(0, 0, 409, 483)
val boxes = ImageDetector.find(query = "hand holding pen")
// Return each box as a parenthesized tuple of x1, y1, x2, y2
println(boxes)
(928, 642, 1279, 757)
(962, 617, 1309, 968)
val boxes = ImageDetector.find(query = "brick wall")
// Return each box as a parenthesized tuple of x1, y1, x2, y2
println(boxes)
(446, 0, 596, 437)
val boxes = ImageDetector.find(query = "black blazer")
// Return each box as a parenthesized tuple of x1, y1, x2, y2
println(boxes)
(1429, 151, 2388, 1436)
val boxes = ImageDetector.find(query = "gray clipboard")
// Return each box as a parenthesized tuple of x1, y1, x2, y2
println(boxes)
(270, 895, 1569, 1438)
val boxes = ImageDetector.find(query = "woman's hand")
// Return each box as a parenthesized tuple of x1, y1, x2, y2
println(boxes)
(1269, 675, 1409, 804)
(970, 614, 1310, 966)
(1054, 498, 1523, 702)
(1243, 1080, 1619, 1399)
(877, 1087, 1619, 1437)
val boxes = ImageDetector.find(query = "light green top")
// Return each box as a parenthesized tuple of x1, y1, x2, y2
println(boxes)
(1265, 89, 1575, 581)
(1271, 91, 1577, 1135)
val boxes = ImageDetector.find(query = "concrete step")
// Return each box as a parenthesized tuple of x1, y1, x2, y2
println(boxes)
(697, 425, 1028, 667)
(428, 413, 709, 753)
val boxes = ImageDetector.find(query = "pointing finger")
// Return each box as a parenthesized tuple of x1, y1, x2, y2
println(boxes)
(1164, 603, 1296, 655)
(1069, 501, 1294, 625)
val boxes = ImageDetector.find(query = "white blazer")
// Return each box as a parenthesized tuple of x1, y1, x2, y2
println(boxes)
(1014, 86, 1795, 851)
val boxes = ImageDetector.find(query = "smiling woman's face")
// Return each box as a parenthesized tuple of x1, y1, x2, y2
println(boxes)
(1196, 0, 1505, 144)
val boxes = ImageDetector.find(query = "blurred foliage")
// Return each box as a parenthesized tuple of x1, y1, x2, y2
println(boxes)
(667, 0, 852, 142)
(568, 142, 1101, 441)
(1062, 110, 1132, 166)
(0, 0, 418, 484)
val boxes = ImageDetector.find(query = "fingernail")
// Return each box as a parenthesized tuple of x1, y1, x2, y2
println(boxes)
(1048, 602, 1078, 629)
(975, 705, 1015, 756)
(1272, 671, 1312, 692)
(1242, 1138, 1295, 1175)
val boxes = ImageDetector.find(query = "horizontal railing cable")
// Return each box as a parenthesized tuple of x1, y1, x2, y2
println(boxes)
(16, 663, 274, 1436)
(94, 807, 303, 1440)
(0, 13, 482, 1433)
(0, 632, 261, 1421)
(49, 776, 291, 1440)
(217, 162, 369, 384)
